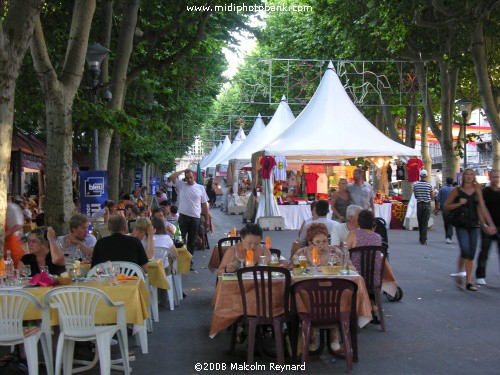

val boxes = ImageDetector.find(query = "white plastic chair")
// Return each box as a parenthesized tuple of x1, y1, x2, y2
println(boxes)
(88, 261, 150, 352)
(0, 290, 53, 375)
(44, 286, 129, 375)
(154, 246, 182, 311)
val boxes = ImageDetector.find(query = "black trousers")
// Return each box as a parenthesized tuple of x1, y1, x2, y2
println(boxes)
(417, 202, 431, 244)
(178, 213, 200, 257)
(475, 230, 500, 279)
(442, 211, 454, 239)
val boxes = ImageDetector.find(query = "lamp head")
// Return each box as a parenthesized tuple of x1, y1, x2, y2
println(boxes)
(86, 43, 110, 72)
(455, 98, 473, 117)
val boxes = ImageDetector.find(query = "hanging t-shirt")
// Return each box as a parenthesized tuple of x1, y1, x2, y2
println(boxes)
(273, 156, 287, 181)
(261, 156, 276, 179)
(396, 165, 405, 180)
(305, 173, 319, 194)
(346, 166, 357, 181)
(316, 173, 328, 194)
(407, 158, 423, 183)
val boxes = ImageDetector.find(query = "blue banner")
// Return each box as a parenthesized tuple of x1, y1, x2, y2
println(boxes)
(150, 176, 157, 195)
(134, 168, 143, 191)
(80, 170, 108, 220)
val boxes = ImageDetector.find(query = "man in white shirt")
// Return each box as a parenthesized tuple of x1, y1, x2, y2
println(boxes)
(58, 213, 96, 261)
(330, 205, 362, 248)
(170, 169, 210, 268)
(299, 200, 339, 245)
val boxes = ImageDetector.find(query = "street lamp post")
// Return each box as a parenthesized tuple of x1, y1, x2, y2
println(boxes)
(85, 43, 110, 170)
(455, 98, 473, 169)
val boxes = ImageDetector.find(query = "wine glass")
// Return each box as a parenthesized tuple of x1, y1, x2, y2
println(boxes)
(110, 265, 120, 285)
(95, 265, 105, 283)
(312, 256, 320, 275)
(23, 265, 31, 280)
(73, 265, 81, 283)
(40, 266, 49, 274)
(68, 267, 77, 282)
(298, 255, 307, 275)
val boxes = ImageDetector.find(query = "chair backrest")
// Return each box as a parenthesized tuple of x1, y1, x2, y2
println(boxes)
(269, 248, 281, 259)
(43, 286, 116, 336)
(0, 290, 43, 341)
(291, 278, 358, 324)
(153, 246, 175, 266)
(217, 236, 241, 263)
(349, 246, 388, 292)
(373, 217, 389, 248)
(236, 266, 291, 321)
(88, 261, 145, 280)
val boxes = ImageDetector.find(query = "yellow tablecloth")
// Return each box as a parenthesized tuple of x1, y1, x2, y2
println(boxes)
(23, 279, 150, 326)
(148, 259, 170, 290)
(176, 245, 192, 275)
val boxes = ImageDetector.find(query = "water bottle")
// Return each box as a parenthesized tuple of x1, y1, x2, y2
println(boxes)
(5, 250, 14, 285)
(340, 243, 350, 275)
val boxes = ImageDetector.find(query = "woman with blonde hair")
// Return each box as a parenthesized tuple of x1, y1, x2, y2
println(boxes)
(131, 217, 155, 259)
(444, 168, 496, 291)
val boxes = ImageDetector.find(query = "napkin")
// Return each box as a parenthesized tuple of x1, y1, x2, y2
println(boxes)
(0, 259, 5, 277)
(117, 274, 139, 281)
(30, 272, 57, 287)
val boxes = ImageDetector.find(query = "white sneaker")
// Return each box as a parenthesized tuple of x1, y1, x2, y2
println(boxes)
(450, 271, 466, 277)
(446, 238, 452, 244)
(476, 278, 486, 285)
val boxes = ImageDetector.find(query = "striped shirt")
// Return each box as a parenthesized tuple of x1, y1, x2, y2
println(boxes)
(413, 181, 433, 202)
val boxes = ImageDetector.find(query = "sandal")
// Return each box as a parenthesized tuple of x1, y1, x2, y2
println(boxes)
(466, 283, 478, 292)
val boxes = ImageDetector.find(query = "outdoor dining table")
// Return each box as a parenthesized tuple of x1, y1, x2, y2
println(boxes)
(21, 278, 150, 326)
(209, 271, 373, 338)
(148, 258, 170, 290)
(208, 244, 400, 298)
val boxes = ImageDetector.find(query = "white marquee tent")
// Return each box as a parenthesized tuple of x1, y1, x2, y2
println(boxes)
(210, 127, 246, 168)
(202, 135, 231, 169)
(253, 61, 418, 221)
(261, 62, 418, 159)
(199, 145, 216, 168)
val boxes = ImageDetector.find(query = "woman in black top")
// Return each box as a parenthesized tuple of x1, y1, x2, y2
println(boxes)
(19, 227, 66, 276)
(444, 168, 496, 291)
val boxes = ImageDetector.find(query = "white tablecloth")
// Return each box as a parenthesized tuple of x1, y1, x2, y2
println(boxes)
(404, 194, 434, 230)
(277, 205, 312, 230)
(374, 203, 392, 229)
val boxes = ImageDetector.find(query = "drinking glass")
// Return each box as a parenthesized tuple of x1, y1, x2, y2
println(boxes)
(298, 255, 307, 274)
(68, 267, 77, 281)
(312, 256, 320, 274)
(14, 269, 22, 285)
(110, 265, 120, 285)
(23, 265, 31, 279)
(95, 265, 105, 283)
(40, 266, 49, 274)
(73, 265, 81, 283)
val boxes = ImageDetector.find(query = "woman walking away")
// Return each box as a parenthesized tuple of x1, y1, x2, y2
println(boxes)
(444, 168, 496, 291)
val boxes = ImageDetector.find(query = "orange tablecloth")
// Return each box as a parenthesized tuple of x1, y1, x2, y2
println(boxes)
(22, 279, 150, 326)
(209, 274, 372, 337)
(382, 261, 398, 297)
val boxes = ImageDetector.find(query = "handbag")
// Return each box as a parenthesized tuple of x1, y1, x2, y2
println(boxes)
(450, 204, 470, 228)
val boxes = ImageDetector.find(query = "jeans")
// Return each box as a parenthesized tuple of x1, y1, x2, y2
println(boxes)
(455, 227, 480, 260)
(417, 202, 431, 244)
(475, 229, 500, 278)
(442, 211, 454, 240)
(178, 213, 200, 258)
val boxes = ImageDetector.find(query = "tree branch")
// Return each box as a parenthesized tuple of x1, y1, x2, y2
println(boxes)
(30, 16, 58, 92)
(60, 0, 97, 89)
(414, 61, 442, 140)
(430, 0, 456, 17)
(413, 8, 458, 29)
(126, 8, 212, 84)
(2, 0, 44, 57)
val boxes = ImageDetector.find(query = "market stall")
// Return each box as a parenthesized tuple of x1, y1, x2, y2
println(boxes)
(248, 61, 419, 225)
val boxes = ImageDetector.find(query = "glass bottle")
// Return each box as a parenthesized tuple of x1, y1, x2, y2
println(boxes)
(340, 243, 350, 275)
(5, 250, 14, 285)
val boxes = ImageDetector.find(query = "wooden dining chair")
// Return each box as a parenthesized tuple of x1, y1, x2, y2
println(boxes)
(217, 236, 241, 266)
(349, 245, 388, 332)
(291, 278, 359, 372)
(233, 266, 292, 366)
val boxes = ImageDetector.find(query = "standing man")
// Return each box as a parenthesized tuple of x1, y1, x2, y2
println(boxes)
(475, 170, 499, 285)
(170, 169, 210, 270)
(435, 177, 455, 244)
(347, 168, 375, 213)
(413, 170, 434, 245)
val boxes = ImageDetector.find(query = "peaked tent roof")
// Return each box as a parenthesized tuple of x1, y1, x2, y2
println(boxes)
(200, 145, 216, 167)
(222, 114, 266, 165)
(212, 127, 247, 167)
(202, 136, 231, 169)
(229, 96, 295, 168)
(262, 62, 418, 159)
(200, 142, 221, 169)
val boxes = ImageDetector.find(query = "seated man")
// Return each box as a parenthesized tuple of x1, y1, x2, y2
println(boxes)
(298, 200, 339, 245)
(59, 213, 96, 261)
(330, 205, 362, 248)
(152, 208, 176, 236)
(91, 215, 149, 272)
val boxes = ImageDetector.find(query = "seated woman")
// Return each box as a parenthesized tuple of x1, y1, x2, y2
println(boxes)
(151, 217, 178, 264)
(131, 217, 155, 259)
(292, 223, 341, 267)
(18, 227, 66, 276)
(217, 223, 271, 277)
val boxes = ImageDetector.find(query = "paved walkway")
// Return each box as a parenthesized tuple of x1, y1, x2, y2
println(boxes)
(3, 208, 498, 374)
